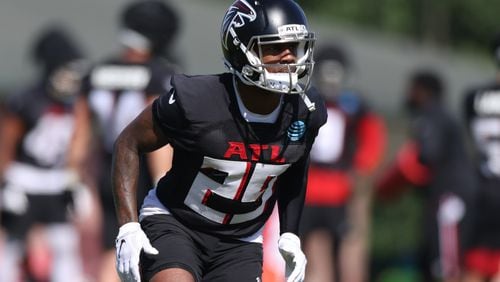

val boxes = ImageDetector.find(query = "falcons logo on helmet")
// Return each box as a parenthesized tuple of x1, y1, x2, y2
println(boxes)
(222, 0, 256, 50)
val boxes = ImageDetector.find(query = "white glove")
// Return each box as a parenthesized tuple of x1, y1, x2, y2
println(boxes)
(115, 222, 158, 282)
(278, 232, 307, 282)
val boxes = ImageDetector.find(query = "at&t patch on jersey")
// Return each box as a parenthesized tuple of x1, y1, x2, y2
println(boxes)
(287, 120, 306, 141)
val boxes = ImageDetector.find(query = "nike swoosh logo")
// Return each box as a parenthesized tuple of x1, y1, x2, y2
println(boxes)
(118, 239, 125, 259)
(168, 93, 176, 104)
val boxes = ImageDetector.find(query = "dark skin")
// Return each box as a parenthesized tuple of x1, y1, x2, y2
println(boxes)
(112, 43, 298, 281)
(0, 111, 26, 179)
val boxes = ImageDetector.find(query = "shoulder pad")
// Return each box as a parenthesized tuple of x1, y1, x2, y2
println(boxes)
(170, 73, 232, 123)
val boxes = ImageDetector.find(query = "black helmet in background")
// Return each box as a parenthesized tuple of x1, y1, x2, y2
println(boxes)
(31, 26, 84, 77)
(313, 43, 351, 101)
(30, 25, 86, 103)
(121, 0, 180, 56)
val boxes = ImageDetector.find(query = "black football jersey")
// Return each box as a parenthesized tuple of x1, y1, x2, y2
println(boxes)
(6, 84, 74, 169)
(82, 57, 175, 153)
(152, 73, 327, 237)
(82, 56, 176, 208)
(463, 82, 500, 248)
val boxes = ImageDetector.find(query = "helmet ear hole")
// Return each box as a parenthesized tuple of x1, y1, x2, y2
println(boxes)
(242, 66, 254, 76)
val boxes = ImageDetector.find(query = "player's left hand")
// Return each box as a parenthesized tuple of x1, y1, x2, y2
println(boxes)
(278, 232, 307, 282)
(115, 222, 158, 282)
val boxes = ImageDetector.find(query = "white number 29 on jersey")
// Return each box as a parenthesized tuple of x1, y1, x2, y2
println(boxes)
(184, 157, 290, 224)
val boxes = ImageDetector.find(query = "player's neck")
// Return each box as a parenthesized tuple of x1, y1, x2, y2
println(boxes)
(236, 82, 282, 115)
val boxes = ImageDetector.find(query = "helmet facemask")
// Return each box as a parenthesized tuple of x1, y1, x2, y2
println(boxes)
(230, 26, 315, 95)
(48, 59, 87, 104)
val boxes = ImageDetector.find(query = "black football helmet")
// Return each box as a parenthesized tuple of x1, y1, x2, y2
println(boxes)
(121, 0, 179, 55)
(31, 26, 84, 77)
(221, 0, 316, 110)
(313, 43, 350, 101)
(31, 26, 87, 103)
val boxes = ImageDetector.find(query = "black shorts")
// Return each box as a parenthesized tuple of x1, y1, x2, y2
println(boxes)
(1, 193, 71, 240)
(299, 205, 348, 239)
(140, 214, 263, 282)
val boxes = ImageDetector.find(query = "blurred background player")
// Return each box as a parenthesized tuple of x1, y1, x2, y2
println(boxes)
(375, 69, 476, 282)
(299, 43, 387, 282)
(0, 26, 87, 282)
(74, 0, 180, 281)
(461, 33, 500, 282)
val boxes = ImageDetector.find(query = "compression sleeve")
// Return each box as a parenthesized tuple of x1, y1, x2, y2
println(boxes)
(277, 155, 310, 235)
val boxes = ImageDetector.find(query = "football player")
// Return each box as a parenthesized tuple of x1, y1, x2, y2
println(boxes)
(462, 33, 500, 282)
(112, 0, 326, 282)
(0, 26, 87, 282)
(375, 70, 476, 282)
(73, 0, 180, 281)
(300, 43, 387, 282)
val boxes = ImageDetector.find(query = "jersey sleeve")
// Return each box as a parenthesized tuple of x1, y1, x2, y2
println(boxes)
(276, 155, 310, 235)
(151, 86, 188, 143)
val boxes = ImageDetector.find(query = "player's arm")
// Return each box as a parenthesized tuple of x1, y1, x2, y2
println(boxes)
(0, 110, 25, 179)
(0, 105, 26, 222)
(68, 95, 92, 176)
(276, 155, 310, 282)
(112, 103, 168, 282)
(112, 103, 169, 225)
(145, 95, 173, 183)
(277, 155, 309, 235)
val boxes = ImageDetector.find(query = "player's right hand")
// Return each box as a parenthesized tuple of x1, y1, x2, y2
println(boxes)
(115, 222, 158, 282)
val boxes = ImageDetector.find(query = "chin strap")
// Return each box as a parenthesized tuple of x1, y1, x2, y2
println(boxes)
(227, 65, 316, 112)
(295, 84, 315, 111)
